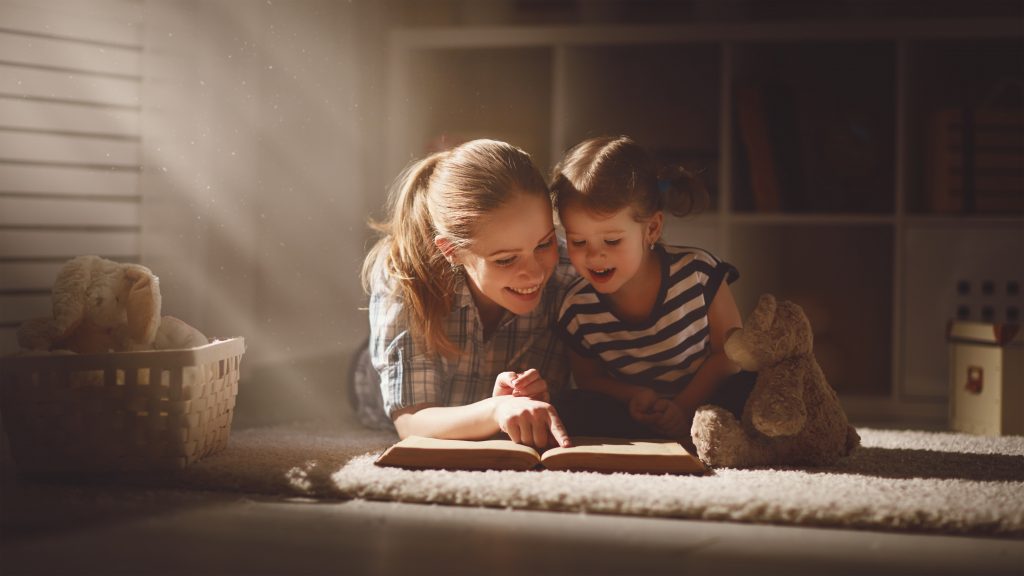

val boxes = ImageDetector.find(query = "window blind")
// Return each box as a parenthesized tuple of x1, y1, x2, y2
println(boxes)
(0, 0, 143, 353)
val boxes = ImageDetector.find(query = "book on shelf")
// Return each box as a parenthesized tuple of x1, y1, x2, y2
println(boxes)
(928, 107, 1024, 214)
(374, 435, 707, 475)
(734, 85, 782, 212)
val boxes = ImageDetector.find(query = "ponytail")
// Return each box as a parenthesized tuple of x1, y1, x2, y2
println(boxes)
(656, 164, 710, 217)
(362, 152, 460, 358)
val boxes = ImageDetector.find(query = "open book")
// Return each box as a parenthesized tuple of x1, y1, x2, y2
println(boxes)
(374, 436, 706, 475)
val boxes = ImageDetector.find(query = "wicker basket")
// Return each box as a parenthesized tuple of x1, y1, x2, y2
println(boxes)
(0, 338, 244, 476)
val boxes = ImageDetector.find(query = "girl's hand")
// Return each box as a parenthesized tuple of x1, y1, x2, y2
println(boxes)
(628, 388, 660, 423)
(492, 368, 550, 402)
(630, 390, 689, 439)
(493, 396, 571, 449)
(647, 399, 689, 439)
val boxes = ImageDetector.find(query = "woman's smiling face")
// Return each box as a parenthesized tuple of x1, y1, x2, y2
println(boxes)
(456, 192, 558, 319)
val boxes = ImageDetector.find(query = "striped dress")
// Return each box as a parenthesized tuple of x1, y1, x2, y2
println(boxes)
(556, 245, 739, 396)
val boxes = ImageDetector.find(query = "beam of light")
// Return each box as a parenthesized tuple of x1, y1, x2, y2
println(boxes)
(139, 0, 370, 424)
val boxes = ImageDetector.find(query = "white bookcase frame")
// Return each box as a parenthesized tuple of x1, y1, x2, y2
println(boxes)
(385, 19, 1024, 426)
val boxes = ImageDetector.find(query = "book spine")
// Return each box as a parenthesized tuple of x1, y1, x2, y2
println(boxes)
(735, 86, 781, 212)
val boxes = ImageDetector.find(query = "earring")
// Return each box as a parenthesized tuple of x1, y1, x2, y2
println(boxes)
(649, 243, 655, 251)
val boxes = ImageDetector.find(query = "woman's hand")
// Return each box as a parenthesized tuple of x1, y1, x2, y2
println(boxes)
(492, 368, 550, 402)
(493, 396, 571, 449)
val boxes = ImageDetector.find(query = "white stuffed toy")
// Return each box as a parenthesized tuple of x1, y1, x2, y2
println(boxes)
(17, 255, 208, 353)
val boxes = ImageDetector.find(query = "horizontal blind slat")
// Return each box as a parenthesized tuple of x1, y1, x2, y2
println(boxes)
(0, 97, 139, 136)
(0, 30, 141, 77)
(0, 261, 62, 290)
(0, 1, 142, 47)
(0, 293, 50, 323)
(0, 197, 139, 227)
(0, 64, 140, 107)
(0, 164, 138, 196)
(0, 131, 139, 166)
(0, 229, 138, 258)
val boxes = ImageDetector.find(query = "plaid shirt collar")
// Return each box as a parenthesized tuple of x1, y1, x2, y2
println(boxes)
(453, 271, 474, 309)
(452, 270, 519, 330)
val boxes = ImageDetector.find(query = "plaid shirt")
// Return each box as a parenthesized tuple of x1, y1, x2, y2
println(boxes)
(369, 245, 576, 418)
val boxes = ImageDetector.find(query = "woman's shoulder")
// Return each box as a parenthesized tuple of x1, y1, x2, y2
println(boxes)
(553, 250, 578, 285)
(545, 238, 579, 292)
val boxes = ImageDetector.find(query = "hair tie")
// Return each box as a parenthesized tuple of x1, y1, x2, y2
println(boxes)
(657, 178, 672, 194)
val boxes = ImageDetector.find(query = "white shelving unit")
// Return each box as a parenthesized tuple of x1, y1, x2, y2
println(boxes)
(385, 19, 1024, 426)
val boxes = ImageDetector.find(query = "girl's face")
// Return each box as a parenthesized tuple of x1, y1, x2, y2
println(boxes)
(455, 192, 558, 318)
(561, 205, 660, 295)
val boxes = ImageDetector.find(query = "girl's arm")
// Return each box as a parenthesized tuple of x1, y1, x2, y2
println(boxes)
(671, 282, 743, 415)
(569, 348, 647, 404)
(393, 396, 571, 449)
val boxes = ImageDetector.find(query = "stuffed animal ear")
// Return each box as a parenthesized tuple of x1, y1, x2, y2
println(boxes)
(776, 300, 813, 350)
(51, 255, 99, 339)
(123, 264, 162, 345)
(746, 293, 777, 334)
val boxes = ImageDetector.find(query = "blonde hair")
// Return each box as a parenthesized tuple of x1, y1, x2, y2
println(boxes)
(362, 139, 549, 357)
(550, 135, 708, 223)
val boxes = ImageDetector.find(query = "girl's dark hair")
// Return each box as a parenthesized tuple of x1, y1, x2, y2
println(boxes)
(549, 135, 708, 221)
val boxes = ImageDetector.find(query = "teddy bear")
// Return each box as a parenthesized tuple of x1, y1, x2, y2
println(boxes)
(690, 293, 860, 468)
(16, 255, 208, 353)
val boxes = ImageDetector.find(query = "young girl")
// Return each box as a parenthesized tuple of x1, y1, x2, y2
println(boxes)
(550, 135, 753, 441)
(361, 139, 575, 449)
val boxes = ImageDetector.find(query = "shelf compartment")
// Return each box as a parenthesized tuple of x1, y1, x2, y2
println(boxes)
(726, 224, 894, 396)
(730, 42, 896, 215)
(561, 44, 721, 207)
(906, 39, 1024, 216)
(404, 47, 553, 173)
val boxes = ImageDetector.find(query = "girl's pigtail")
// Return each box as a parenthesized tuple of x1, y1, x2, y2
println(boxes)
(657, 164, 710, 217)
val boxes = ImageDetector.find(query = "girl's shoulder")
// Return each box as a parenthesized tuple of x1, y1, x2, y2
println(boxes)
(556, 274, 599, 322)
(661, 244, 725, 269)
(661, 244, 739, 285)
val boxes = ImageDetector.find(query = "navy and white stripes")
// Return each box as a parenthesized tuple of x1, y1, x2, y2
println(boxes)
(557, 245, 738, 395)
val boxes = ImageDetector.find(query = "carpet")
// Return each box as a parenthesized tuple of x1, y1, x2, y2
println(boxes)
(8, 421, 1023, 537)
(330, 428, 1024, 537)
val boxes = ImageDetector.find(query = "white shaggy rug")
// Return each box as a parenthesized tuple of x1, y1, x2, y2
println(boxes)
(330, 428, 1024, 537)
(7, 421, 1022, 537)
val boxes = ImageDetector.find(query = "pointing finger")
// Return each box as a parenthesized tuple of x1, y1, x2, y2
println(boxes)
(547, 409, 572, 448)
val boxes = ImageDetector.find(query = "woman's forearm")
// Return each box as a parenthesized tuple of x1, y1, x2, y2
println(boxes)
(392, 397, 502, 440)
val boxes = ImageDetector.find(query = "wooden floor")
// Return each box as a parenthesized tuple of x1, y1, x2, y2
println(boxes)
(2, 481, 1022, 576)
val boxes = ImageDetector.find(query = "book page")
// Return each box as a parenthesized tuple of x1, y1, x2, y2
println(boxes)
(374, 436, 541, 471)
(540, 437, 706, 475)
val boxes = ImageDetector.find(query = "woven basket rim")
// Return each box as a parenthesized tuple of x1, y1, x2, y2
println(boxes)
(0, 337, 245, 371)
(1, 338, 244, 474)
